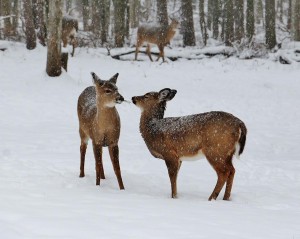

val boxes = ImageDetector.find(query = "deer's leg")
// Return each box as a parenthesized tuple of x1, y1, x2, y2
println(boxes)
(223, 161, 235, 200)
(156, 45, 165, 62)
(108, 145, 125, 190)
(165, 159, 181, 198)
(208, 160, 231, 201)
(146, 44, 153, 61)
(135, 40, 141, 60)
(79, 129, 88, 177)
(92, 142, 103, 186)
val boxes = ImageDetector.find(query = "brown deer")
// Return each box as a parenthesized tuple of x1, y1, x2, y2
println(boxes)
(135, 19, 179, 62)
(77, 72, 125, 190)
(62, 16, 78, 57)
(132, 88, 247, 200)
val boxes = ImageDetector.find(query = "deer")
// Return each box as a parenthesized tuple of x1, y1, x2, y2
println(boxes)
(62, 16, 78, 57)
(77, 72, 125, 190)
(135, 18, 179, 62)
(132, 88, 247, 200)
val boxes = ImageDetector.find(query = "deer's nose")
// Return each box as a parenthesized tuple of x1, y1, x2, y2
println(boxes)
(132, 97, 137, 104)
(116, 95, 124, 104)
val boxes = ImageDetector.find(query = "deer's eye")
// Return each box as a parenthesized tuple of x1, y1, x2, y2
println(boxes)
(105, 89, 112, 94)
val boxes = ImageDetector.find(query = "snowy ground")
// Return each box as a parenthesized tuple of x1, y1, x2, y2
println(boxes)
(1, 41, 300, 238)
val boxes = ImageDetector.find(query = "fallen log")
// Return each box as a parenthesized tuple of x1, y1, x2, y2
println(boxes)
(0, 48, 7, 51)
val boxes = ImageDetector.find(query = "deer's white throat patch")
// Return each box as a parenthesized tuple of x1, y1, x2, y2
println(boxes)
(180, 149, 205, 161)
(105, 101, 116, 108)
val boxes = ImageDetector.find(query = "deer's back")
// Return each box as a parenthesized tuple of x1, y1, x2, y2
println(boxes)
(77, 86, 97, 124)
(142, 111, 244, 158)
(137, 25, 169, 45)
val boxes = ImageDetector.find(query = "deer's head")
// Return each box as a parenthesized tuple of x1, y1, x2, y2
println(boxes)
(91, 72, 124, 107)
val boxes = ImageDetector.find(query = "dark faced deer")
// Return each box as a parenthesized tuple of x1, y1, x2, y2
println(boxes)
(135, 19, 179, 62)
(77, 72, 125, 190)
(132, 89, 247, 200)
(62, 16, 78, 57)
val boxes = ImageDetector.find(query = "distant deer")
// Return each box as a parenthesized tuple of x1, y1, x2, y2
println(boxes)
(62, 16, 78, 57)
(135, 18, 179, 62)
(132, 89, 247, 200)
(77, 72, 125, 190)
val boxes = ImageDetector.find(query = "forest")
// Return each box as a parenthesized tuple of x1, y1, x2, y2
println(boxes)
(1, 0, 300, 68)
(0, 1, 300, 238)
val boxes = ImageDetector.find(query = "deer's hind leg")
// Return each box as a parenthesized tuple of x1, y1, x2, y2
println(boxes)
(223, 160, 235, 200)
(156, 44, 165, 62)
(79, 129, 88, 178)
(146, 44, 153, 61)
(206, 155, 232, 201)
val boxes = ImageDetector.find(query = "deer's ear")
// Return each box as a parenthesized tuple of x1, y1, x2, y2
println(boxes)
(159, 88, 177, 101)
(91, 72, 105, 86)
(109, 73, 119, 84)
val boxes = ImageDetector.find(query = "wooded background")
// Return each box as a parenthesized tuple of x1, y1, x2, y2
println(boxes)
(0, 0, 299, 51)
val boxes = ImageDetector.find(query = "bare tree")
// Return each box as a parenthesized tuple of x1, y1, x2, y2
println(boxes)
(255, 0, 264, 25)
(234, 0, 244, 42)
(246, 0, 255, 40)
(287, 0, 292, 30)
(91, 1, 101, 38)
(113, 0, 126, 47)
(99, 0, 110, 44)
(46, 0, 62, 77)
(157, 0, 168, 28)
(265, 0, 276, 49)
(292, 0, 300, 40)
(199, 0, 208, 45)
(2, 0, 13, 37)
(130, 0, 139, 28)
(23, 0, 37, 49)
(225, 0, 234, 46)
(82, 0, 89, 31)
(181, 0, 195, 46)
(212, 0, 219, 40)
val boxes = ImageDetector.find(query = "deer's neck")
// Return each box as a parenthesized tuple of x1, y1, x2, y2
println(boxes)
(95, 100, 118, 123)
(140, 104, 166, 136)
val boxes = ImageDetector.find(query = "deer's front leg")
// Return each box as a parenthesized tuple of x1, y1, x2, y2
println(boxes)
(109, 145, 125, 190)
(92, 142, 103, 185)
(165, 156, 181, 199)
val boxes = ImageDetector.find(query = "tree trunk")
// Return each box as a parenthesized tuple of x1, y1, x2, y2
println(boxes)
(65, 0, 72, 13)
(265, 0, 276, 49)
(46, 0, 62, 77)
(255, 0, 264, 25)
(287, 0, 292, 30)
(113, 0, 126, 47)
(207, 0, 213, 31)
(156, 0, 168, 28)
(292, 0, 300, 41)
(82, 0, 89, 31)
(23, 0, 37, 49)
(246, 0, 255, 40)
(99, 0, 110, 44)
(234, 0, 244, 42)
(225, 0, 234, 46)
(199, 0, 208, 45)
(34, 0, 47, 46)
(92, 0, 101, 38)
(2, 0, 13, 37)
(125, 0, 130, 39)
(130, 0, 139, 28)
(11, 0, 19, 35)
(212, 0, 219, 40)
(181, 0, 195, 46)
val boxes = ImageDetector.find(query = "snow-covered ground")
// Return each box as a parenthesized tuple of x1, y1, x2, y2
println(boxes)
(1, 41, 300, 238)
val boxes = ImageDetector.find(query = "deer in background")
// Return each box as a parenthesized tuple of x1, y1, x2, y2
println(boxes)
(135, 18, 179, 62)
(132, 89, 247, 200)
(77, 72, 125, 190)
(62, 16, 78, 57)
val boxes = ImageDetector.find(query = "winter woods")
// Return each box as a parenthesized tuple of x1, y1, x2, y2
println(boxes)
(0, 0, 300, 74)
